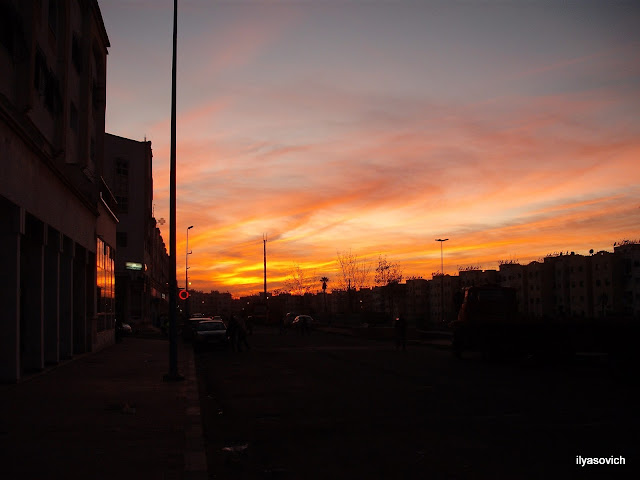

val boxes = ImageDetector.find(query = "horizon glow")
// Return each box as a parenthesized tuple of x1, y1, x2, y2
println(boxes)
(101, 0, 640, 297)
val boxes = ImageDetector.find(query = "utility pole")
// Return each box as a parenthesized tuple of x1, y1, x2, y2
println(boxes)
(185, 225, 193, 320)
(165, 0, 183, 381)
(263, 234, 268, 323)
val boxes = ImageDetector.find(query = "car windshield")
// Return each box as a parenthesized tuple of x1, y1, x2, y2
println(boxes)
(197, 322, 225, 331)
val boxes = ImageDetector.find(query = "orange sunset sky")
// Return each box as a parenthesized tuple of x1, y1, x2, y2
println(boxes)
(101, 0, 640, 297)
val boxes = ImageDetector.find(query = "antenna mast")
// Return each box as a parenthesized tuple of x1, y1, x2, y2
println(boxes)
(263, 233, 267, 299)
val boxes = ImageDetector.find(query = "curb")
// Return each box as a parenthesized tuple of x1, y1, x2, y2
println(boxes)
(182, 343, 209, 479)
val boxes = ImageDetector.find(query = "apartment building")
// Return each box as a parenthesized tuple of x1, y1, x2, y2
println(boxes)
(459, 269, 499, 288)
(499, 263, 528, 315)
(405, 278, 429, 326)
(614, 242, 640, 317)
(103, 133, 169, 328)
(1, 0, 114, 382)
(524, 260, 555, 319)
(546, 253, 593, 318)
(429, 274, 461, 326)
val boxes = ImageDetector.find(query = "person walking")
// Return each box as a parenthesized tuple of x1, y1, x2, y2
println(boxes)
(236, 315, 250, 352)
(394, 313, 407, 351)
(301, 316, 311, 336)
(227, 315, 239, 351)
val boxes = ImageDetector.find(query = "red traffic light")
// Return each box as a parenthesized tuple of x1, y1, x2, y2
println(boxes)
(178, 289, 189, 300)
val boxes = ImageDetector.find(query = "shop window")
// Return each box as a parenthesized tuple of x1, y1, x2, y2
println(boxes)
(96, 237, 115, 331)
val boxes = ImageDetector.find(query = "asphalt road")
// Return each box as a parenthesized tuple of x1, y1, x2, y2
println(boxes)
(195, 326, 638, 479)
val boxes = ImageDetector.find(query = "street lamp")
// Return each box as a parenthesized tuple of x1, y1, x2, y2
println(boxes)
(185, 225, 193, 319)
(436, 238, 449, 325)
(165, 0, 182, 382)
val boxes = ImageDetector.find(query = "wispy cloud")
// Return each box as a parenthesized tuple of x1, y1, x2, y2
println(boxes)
(102, 1, 640, 296)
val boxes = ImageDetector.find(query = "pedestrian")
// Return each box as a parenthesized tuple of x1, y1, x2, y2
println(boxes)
(301, 316, 311, 336)
(245, 315, 253, 335)
(236, 315, 250, 352)
(394, 313, 407, 351)
(227, 315, 238, 351)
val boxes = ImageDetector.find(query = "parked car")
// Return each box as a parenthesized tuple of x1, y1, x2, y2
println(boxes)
(281, 312, 298, 332)
(115, 319, 132, 338)
(292, 315, 314, 334)
(193, 319, 228, 350)
(183, 316, 213, 340)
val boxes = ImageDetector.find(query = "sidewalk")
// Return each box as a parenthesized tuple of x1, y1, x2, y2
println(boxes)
(0, 330, 207, 480)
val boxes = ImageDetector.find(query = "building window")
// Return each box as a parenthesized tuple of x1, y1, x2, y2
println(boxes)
(70, 102, 78, 133)
(33, 46, 62, 115)
(71, 32, 82, 73)
(1, 2, 29, 63)
(34, 47, 47, 94)
(115, 158, 129, 213)
(96, 237, 115, 332)
(48, 0, 58, 37)
(116, 158, 129, 176)
(115, 195, 128, 214)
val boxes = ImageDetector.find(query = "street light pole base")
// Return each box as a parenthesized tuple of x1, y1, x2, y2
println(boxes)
(163, 373, 185, 382)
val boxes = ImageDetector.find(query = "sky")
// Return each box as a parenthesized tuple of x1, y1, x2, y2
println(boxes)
(100, 0, 640, 297)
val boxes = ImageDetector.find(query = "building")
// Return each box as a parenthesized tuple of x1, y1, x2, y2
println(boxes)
(429, 274, 461, 327)
(404, 278, 429, 327)
(189, 290, 233, 319)
(499, 263, 528, 314)
(459, 269, 499, 288)
(546, 253, 593, 318)
(524, 260, 555, 319)
(614, 242, 640, 318)
(104, 133, 169, 328)
(590, 251, 622, 318)
(1, 0, 114, 382)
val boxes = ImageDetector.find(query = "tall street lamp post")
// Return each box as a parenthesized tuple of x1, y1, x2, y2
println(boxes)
(185, 225, 193, 319)
(436, 238, 449, 325)
(165, 0, 182, 381)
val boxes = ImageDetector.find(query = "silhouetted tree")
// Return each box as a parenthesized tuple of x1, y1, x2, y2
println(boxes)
(375, 255, 403, 317)
(336, 249, 371, 291)
(284, 264, 315, 296)
(320, 276, 329, 312)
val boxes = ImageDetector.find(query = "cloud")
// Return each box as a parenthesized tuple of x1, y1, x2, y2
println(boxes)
(102, 2, 640, 296)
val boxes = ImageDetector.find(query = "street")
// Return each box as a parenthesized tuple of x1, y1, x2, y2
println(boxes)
(195, 326, 638, 479)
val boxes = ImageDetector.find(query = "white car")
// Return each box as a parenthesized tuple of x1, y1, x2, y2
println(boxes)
(183, 316, 212, 340)
(193, 319, 228, 349)
(292, 315, 314, 332)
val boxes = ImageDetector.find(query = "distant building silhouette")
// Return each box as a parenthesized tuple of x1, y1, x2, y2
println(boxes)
(248, 244, 640, 329)
(614, 242, 640, 317)
(1, 0, 114, 382)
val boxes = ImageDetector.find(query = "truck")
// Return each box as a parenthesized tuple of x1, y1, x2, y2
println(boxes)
(449, 285, 638, 367)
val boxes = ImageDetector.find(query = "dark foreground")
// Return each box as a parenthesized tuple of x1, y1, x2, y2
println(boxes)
(0, 334, 206, 480)
(195, 326, 638, 479)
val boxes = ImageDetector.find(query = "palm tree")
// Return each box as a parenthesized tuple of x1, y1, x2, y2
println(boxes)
(320, 276, 329, 313)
